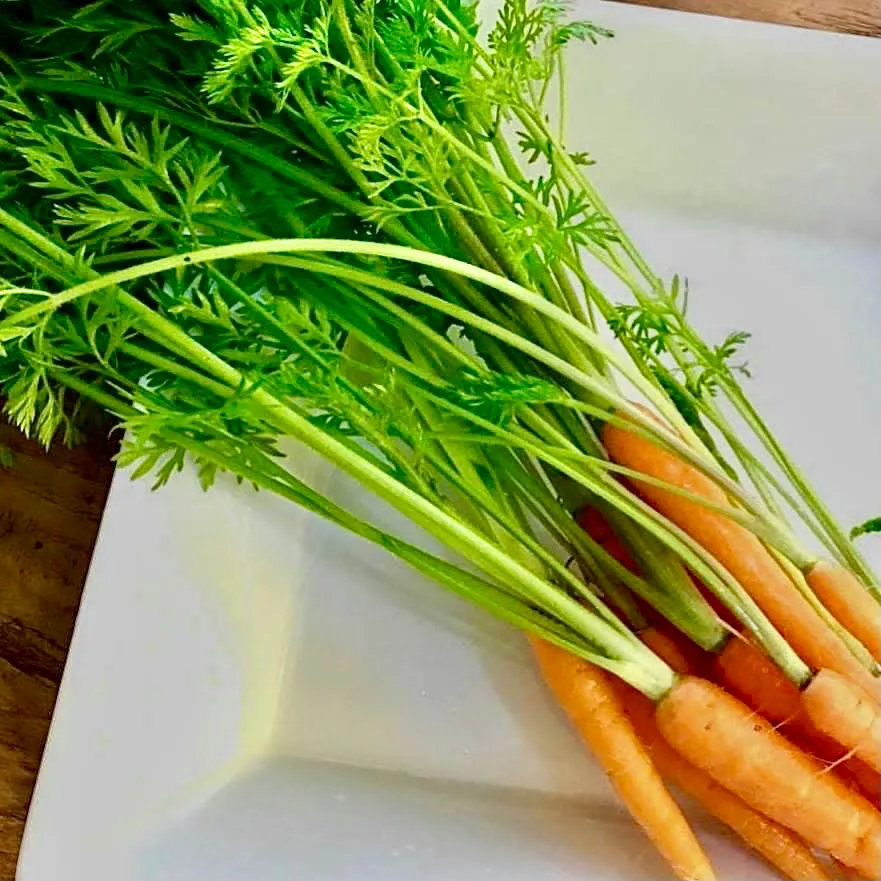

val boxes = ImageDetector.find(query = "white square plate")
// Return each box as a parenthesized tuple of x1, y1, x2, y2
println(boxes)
(17, 4, 881, 880)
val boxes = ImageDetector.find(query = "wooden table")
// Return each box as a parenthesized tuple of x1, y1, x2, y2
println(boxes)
(0, 2, 878, 878)
(622, 0, 879, 34)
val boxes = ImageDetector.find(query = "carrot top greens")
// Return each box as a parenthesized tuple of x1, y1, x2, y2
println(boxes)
(1, 1, 877, 696)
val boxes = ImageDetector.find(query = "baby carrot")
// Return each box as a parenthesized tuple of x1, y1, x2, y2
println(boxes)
(602, 418, 878, 698)
(713, 636, 880, 800)
(620, 688, 833, 881)
(842, 756, 880, 803)
(577, 508, 709, 675)
(577, 503, 881, 795)
(712, 634, 805, 726)
(656, 676, 881, 879)
(805, 560, 881, 660)
(640, 623, 705, 678)
(802, 669, 881, 773)
(530, 638, 716, 881)
(626, 621, 834, 879)
(575, 506, 641, 573)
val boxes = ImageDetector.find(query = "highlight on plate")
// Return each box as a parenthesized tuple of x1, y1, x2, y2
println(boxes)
(0, 2, 878, 878)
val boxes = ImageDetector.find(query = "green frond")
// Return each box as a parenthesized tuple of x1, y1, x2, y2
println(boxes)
(202, 14, 275, 103)
(170, 13, 224, 46)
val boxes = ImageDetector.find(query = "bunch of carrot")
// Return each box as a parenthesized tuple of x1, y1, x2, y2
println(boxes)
(533, 410, 880, 881)
(0, 3, 877, 879)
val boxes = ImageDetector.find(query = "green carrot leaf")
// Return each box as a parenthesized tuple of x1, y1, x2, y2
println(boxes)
(551, 21, 615, 48)
(850, 518, 881, 541)
(439, 368, 564, 428)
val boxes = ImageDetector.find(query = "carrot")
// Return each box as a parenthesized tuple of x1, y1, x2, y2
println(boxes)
(619, 687, 833, 881)
(602, 418, 879, 698)
(579, 503, 881, 791)
(802, 670, 881, 773)
(641, 624, 705, 677)
(577, 503, 880, 792)
(636, 619, 877, 865)
(805, 560, 881, 660)
(833, 858, 861, 881)
(575, 504, 619, 543)
(841, 755, 881, 803)
(713, 636, 881, 800)
(712, 634, 806, 727)
(577, 508, 709, 675)
(656, 676, 881, 879)
(624, 628, 834, 880)
(530, 638, 717, 880)
(575, 505, 640, 573)
(642, 626, 696, 675)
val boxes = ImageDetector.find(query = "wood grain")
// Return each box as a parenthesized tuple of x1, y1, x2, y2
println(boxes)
(0, 1, 876, 878)
(616, 0, 880, 36)
(0, 420, 116, 880)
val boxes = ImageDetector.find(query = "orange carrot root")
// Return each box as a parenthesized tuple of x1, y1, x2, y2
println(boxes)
(619, 687, 833, 881)
(805, 560, 881, 661)
(575, 505, 641, 573)
(833, 856, 865, 880)
(578, 500, 881, 802)
(640, 624, 705, 677)
(802, 669, 881, 773)
(841, 755, 881, 803)
(530, 639, 717, 880)
(712, 634, 806, 726)
(602, 418, 879, 698)
(713, 636, 881, 782)
(656, 676, 881, 879)
(576, 508, 708, 677)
